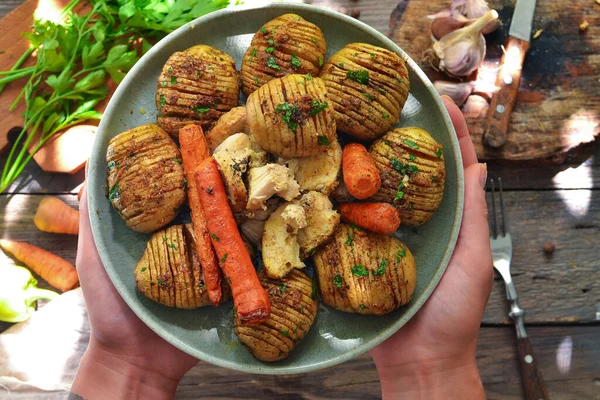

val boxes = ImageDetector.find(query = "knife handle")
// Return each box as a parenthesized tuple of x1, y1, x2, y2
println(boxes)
(517, 337, 549, 400)
(483, 37, 530, 148)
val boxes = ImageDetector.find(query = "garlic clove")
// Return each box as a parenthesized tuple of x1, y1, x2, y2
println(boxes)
(433, 80, 475, 106)
(452, 0, 491, 19)
(430, 12, 471, 40)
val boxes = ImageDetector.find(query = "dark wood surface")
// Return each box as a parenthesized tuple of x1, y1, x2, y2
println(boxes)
(1, 1, 599, 399)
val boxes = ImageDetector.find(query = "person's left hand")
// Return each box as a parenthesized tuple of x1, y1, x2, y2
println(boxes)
(72, 184, 197, 399)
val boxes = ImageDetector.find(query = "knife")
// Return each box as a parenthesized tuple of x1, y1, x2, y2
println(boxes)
(483, 0, 538, 148)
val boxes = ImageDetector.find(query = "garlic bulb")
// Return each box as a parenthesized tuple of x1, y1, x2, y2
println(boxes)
(451, 0, 500, 34)
(431, 10, 498, 77)
(433, 81, 475, 106)
(428, 10, 470, 40)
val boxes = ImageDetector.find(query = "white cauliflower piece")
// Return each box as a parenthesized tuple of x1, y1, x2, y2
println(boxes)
(246, 164, 300, 211)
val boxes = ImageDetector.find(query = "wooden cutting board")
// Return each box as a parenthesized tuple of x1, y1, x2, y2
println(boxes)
(389, 0, 600, 163)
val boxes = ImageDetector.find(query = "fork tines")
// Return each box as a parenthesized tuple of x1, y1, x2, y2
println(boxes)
(488, 177, 508, 239)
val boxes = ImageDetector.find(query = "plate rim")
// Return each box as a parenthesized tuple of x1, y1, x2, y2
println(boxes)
(88, 2, 465, 375)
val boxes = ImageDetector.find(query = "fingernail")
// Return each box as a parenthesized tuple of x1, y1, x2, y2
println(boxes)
(440, 95, 454, 103)
(479, 163, 487, 190)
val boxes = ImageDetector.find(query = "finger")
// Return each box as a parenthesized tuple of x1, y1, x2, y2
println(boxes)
(76, 185, 109, 285)
(442, 96, 478, 168)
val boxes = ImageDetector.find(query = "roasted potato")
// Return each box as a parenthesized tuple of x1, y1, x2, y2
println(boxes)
(234, 270, 318, 362)
(285, 139, 342, 195)
(156, 45, 239, 136)
(246, 74, 336, 158)
(369, 127, 446, 226)
(106, 124, 185, 233)
(313, 224, 416, 315)
(134, 224, 229, 308)
(319, 43, 410, 140)
(297, 191, 340, 259)
(240, 13, 326, 96)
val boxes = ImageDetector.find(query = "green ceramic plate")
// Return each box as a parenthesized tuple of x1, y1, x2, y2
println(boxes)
(88, 3, 464, 374)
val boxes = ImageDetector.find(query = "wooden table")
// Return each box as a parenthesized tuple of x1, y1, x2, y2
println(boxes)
(1, 1, 599, 398)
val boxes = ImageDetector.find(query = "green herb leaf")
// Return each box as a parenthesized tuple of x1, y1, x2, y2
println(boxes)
(290, 53, 302, 69)
(311, 99, 329, 115)
(260, 26, 267, 34)
(221, 253, 228, 263)
(408, 164, 419, 174)
(404, 139, 420, 149)
(173, 158, 182, 164)
(373, 259, 387, 276)
(157, 279, 163, 285)
(266, 47, 275, 53)
(436, 148, 443, 158)
(382, 113, 389, 119)
(345, 230, 354, 246)
(305, 73, 312, 80)
(394, 182, 405, 201)
(431, 176, 437, 183)
(310, 37, 318, 43)
(267, 56, 280, 70)
(211, 233, 220, 242)
(267, 38, 275, 45)
(195, 106, 210, 114)
(409, 154, 416, 161)
(346, 69, 369, 85)
(276, 102, 299, 132)
(280, 329, 289, 337)
(162, 237, 168, 243)
(378, 88, 387, 95)
(108, 181, 120, 201)
(171, 75, 176, 84)
(338, 62, 345, 67)
(311, 280, 317, 299)
(254, 76, 259, 85)
(362, 92, 375, 101)
(141, 267, 147, 272)
(333, 274, 343, 288)
(351, 264, 369, 277)
(359, 304, 368, 310)
(318, 56, 323, 67)
(250, 48, 257, 57)
(396, 248, 406, 263)
(317, 135, 330, 146)
(167, 243, 177, 250)
(107, 160, 118, 171)
(159, 95, 166, 108)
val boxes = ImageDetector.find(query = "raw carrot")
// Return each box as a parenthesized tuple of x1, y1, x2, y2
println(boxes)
(337, 202, 401, 236)
(179, 124, 222, 306)
(342, 143, 381, 199)
(0, 239, 79, 292)
(195, 157, 271, 325)
(34, 197, 80, 235)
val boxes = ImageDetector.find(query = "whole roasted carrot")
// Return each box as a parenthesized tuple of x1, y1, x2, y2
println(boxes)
(337, 202, 401, 236)
(0, 239, 79, 292)
(195, 157, 271, 325)
(179, 124, 222, 306)
(342, 143, 381, 199)
(34, 197, 80, 235)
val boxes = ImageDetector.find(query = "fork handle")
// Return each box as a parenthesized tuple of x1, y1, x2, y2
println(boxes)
(517, 337, 549, 400)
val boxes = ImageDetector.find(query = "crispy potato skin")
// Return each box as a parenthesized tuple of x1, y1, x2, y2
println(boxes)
(369, 127, 446, 226)
(156, 45, 239, 136)
(319, 43, 410, 140)
(106, 124, 185, 233)
(234, 270, 318, 362)
(313, 224, 416, 315)
(246, 74, 336, 158)
(134, 225, 230, 308)
(241, 14, 326, 96)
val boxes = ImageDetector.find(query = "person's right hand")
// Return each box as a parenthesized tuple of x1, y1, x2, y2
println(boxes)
(370, 96, 493, 399)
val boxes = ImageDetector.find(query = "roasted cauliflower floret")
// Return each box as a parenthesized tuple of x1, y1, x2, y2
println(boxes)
(246, 164, 300, 211)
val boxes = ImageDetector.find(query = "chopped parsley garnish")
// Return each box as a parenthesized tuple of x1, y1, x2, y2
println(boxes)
(431, 176, 437, 183)
(162, 237, 168, 243)
(408, 164, 419, 174)
(333, 274, 343, 288)
(370, 53, 375, 58)
(167, 243, 177, 250)
(317, 135, 330, 146)
(394, 182, 405, 201)
(300, 306, 305, 313)
(338, 62, 345, 67)
(221, 253, 228, 263)
(260, 26, 267, 34)
(168, 67, 173, 73)
(409, 154, 417, 161)
(318, 56, 323, 67)
(345, 230, 354, 246)
(305, 73, 312, 80)
(362, 92, 375, 101)
(107, 160, 117, 171)
(254, 76, 259, 85)
(351, 264, 369, 277)
(108, 181, 120, 201)
(170, 75, 176, 84)
(250, 48, 257, 57)
(161, 81, 168, 86)
(290, 53, 302, 69)
(390, 157, 403, 173)
(382, 113, 390, 119)
(396, 248, 406, 263)
(159, 95, 166, 108)
(182, 177, 188, 188)
(141, 267, 147, 272)
(267, 56, 280, 70)
(311, 281, 317, 299)
(294, 323, 304, 333)
(391, 157, 418, 175)
(379, 88, 387, 95)
(436, 148, 443, 158)
(267, 38, 275, 45)
(311, 99, 329, 115)
(308, 247, 317, 256)
(173, 158, 182, 164)
(280, 329, 289, 337)
(195, 106, 210, 114)
(275, 102, 299, 132)
(211, 233, 220, 242)
(404, 139, 420, 149)
(396, 77, 405, 83)
(348, 223, 363, 231)
(157, 279, 163, 285)
(310, 37, 318, 43)
(266, 47, 275, 53)
(346, 69, 369, 85)
(373, 259, 387, 276)
(279, 283, 287, 292)
(359, 304, 368, 310)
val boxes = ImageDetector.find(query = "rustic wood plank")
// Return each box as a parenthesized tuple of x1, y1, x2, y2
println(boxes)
(0, 1, 21, 18)
(175, 326, 600, 399)
(483, 189, 600, 324)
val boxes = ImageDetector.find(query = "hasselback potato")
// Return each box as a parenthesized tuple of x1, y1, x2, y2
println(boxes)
(246, 74, 336, 158)
(234, 270, 318, 361)
(134, 224, 229, 308)
(156, 45, 239, 136)
(319, 43, 410, 140)
(313, 224, 416, 315)
(369, 127, 446, 226)
(241, 13, 326, 96)
(106, 124, 185, 233)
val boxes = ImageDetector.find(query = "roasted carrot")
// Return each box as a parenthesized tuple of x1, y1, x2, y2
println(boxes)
(0, 239, 79, 292)
(179, 124, 222, 306)
(337, 202, 401, 236)
(342, 143, 381, 199)
(34, 197, 80, 235)
(195, 157, 271, 325)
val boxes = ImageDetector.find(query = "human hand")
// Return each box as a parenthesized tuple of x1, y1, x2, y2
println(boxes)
(71, 184, 198, 399)
(370, 97, 493, 399)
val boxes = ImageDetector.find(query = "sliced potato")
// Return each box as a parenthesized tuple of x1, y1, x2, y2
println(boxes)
(156, 45, 239, 136)
(285, 139, 342, 195)
(369, 127, 446, 226)
(240, 13, 326, 96)
(106, 124, 185, 233)
(320, 43, 410, 140)
(262, 201, 306, 279)
(234, 270, 318, 362)
(246, 74, 337, 158)
(313, 224, 416, 315)
(297, 191, 340, 259)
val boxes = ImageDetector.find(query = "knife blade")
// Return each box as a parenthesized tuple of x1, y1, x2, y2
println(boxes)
(483, 0, 538, 148)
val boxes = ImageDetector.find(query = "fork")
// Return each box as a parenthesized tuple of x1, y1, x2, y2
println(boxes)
(488, 177, 549, 400)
